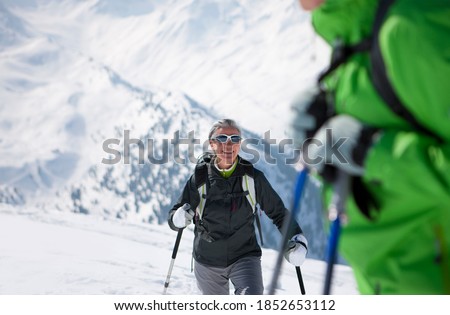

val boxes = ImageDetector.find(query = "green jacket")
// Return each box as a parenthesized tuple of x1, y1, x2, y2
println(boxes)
(312, 0, 450, 294)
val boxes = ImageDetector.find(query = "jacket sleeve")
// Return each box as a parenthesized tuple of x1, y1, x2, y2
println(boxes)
(254, 169, 303, 239)
(363, 130, 450, 216)
(167, 174, 200, 231)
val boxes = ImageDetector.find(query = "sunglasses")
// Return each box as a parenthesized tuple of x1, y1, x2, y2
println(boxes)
(211, 134, 242, 144)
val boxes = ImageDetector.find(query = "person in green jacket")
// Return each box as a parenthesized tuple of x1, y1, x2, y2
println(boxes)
(291, 0, 450, 294)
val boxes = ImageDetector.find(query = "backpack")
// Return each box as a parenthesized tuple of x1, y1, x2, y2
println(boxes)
(194, 152, 264, 245)
(316, 0, 446, 219)
(318, 0, 443, 143)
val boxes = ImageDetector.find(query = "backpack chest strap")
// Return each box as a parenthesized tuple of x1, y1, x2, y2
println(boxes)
(195, 174, 258, 218)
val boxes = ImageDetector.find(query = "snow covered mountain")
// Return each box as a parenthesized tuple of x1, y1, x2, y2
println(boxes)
(0, 0, 331, 259)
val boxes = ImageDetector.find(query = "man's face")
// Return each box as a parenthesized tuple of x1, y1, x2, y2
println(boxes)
(209, 127, 241, 167)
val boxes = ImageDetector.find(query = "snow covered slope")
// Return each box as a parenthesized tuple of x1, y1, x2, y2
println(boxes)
(0, 206, 357, 294)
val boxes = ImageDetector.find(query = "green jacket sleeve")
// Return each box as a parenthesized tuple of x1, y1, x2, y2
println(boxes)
(364, 130, 450, 216)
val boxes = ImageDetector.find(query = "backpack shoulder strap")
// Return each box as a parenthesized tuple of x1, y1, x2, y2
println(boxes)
(370, 0, 443, 143)
(239, 158, 264, 246)
(243, 173, 264, 246)
(238, 157, 260, 212)
(194, 153, 212, 220)
(242, 174, 257, 213)
(318, 0, 442, 143)
(237, 158, 256, 210)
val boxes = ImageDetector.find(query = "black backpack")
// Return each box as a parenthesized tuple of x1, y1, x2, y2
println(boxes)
(193, 152, 264, 245)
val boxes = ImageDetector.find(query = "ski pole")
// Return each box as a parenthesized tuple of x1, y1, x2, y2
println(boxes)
(268, 167, 309, 295)
(323, 170, 350, 295)
(296, 266, 306, 295)
(163, 228, 184, 295)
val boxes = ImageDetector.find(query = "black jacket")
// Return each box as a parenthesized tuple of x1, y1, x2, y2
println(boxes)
(168, 156, 302, 267)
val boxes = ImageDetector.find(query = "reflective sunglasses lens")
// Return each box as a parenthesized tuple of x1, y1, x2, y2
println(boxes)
(213, 135, 241, 143)
(214, 135, 228, 143)
(230, 136, 241, 143)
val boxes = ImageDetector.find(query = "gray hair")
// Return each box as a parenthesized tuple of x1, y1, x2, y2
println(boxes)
(208, 119, 241, 139)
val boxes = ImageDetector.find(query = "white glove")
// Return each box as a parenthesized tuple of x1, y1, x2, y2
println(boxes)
(172, 203, 195, 229)
(284, 234, 308, 266)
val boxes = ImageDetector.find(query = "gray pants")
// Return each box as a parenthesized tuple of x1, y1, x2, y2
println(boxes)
(194, 256, 264, 295)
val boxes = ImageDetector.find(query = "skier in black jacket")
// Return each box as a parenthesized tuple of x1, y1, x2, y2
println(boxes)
(168, 119, 308, 295)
